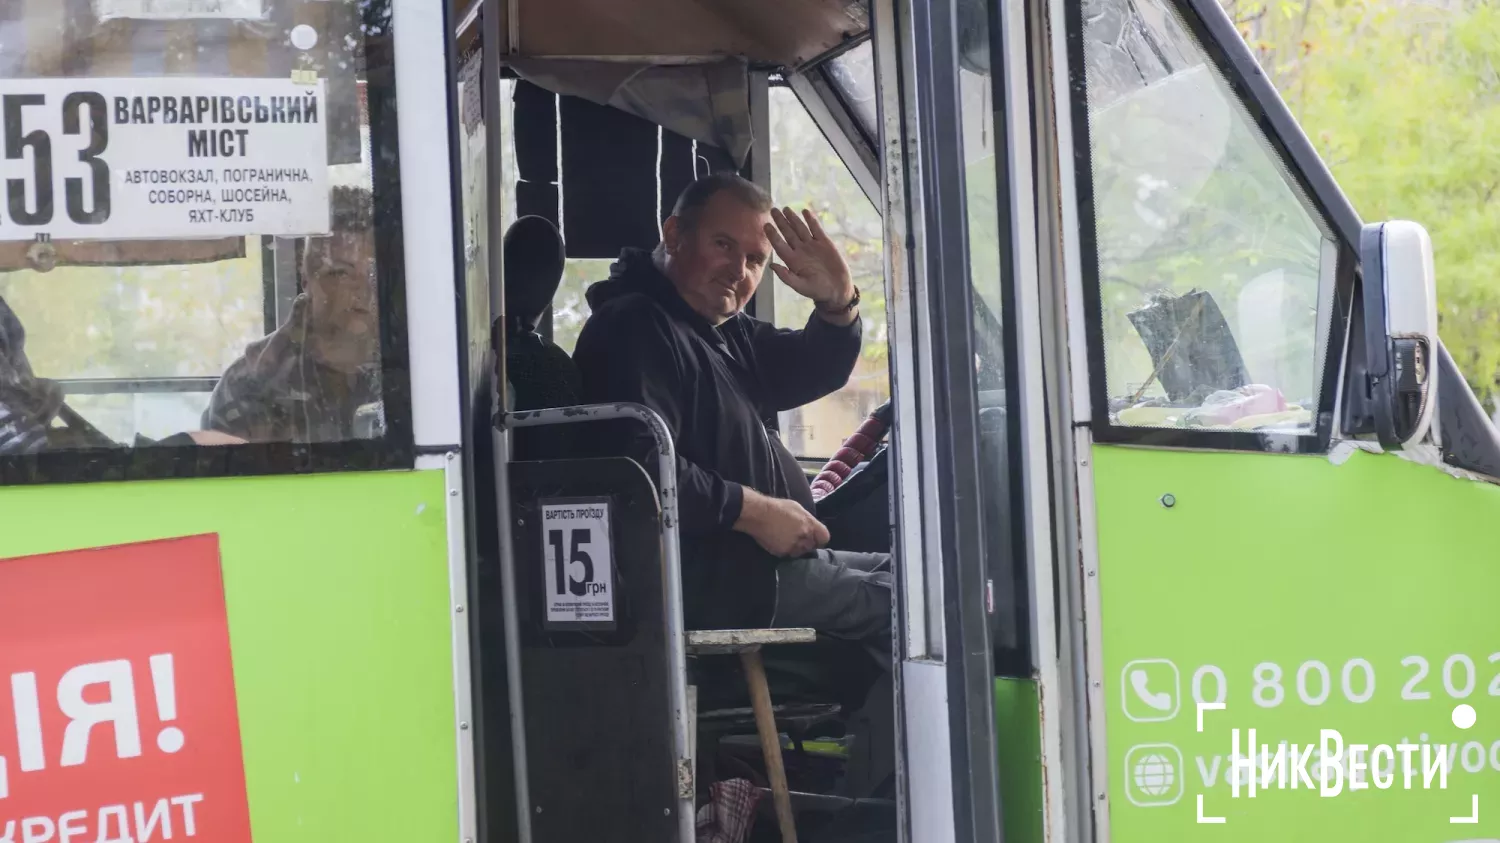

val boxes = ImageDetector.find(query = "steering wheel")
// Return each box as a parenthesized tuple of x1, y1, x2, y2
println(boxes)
(810, 399, 893, 502)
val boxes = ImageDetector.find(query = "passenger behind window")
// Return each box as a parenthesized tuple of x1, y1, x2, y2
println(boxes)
(0, 295, 248, 454)
(0, 296, 59, 455)
(203, 186, 383, 444)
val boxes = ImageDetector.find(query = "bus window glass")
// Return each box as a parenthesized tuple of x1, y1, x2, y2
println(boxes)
(768, 86, 890, 459)
(957, 2, 1028, 663)
(827, 42, 877, 142)
(494, 78, 603, 357)
(459, 47, 491, 394)
(552, 258, 615, 354)
(0, 247, 265, 443)
(0, 0, 406, 460)
(1078, 0, 1334, 433)
(960, 66, 1007, 398)
(96, 0, 265, 18)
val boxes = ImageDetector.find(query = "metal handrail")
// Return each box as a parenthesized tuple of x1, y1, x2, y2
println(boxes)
(57, 377, 219, 395)
(501, 402, 693, 843)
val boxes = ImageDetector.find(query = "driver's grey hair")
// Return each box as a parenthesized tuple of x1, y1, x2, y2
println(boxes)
(654, 172, 772, 259)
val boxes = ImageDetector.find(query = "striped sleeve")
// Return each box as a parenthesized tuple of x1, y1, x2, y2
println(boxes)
(0, 399, 48, 455)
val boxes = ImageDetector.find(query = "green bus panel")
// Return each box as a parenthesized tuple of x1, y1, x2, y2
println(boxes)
(0, 470, 459, 841)
(1094, 445, 1500, 841)
(995, 677, 1046, 843)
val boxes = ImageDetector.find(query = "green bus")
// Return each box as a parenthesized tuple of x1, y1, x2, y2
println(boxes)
(0, 0, 1495, 840)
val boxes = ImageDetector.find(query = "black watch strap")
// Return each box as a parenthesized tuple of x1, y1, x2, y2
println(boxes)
(820, 285, 860, 314)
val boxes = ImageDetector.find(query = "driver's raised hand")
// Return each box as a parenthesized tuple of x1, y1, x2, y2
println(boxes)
(765, 207, 857, 323)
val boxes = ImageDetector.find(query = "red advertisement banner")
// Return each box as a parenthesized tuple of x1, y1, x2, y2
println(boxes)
(0, 535, 252, 843)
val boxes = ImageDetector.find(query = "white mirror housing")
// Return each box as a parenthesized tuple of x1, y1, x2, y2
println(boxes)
(1358, 220, 1438, 449)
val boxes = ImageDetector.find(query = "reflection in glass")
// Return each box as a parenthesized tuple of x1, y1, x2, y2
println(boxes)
(0, 250, 264, 380)
(68, 391, 214, 444)
(961, 66, 1007, 397)
(203, 187, 382, 443)
(1079, 0, 1332, 432)
(827, 42, 878, 140)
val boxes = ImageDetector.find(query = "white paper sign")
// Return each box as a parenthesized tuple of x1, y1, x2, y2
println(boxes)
(541, 499, 616, 627)
(95, 0, 266, 21)
(0, 77, 330, 241)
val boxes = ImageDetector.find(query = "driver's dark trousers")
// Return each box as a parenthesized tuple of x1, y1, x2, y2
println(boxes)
(771, 550, 893, 661)
(771, 549, 895, 797)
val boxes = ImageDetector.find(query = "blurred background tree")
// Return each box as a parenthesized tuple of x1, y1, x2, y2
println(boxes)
(1225, 0, 1500, 412)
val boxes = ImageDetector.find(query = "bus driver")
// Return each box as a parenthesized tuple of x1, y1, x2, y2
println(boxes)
(573, 174, 892, 658)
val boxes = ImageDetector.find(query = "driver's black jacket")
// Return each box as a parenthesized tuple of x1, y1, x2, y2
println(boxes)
(573, 249, 862, 629)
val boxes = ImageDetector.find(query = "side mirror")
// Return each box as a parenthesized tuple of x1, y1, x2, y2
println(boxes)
(1352, 221, 1438, 449)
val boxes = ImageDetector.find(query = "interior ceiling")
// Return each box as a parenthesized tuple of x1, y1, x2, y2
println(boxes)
(461, 0, 869, 68)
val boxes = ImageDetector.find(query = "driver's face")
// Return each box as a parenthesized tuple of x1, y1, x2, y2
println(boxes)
(302, 232, 378, 372)
(662, 192, 773, 325)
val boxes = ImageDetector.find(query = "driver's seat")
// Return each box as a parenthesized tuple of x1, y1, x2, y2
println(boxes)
(503, 216, 579, 459)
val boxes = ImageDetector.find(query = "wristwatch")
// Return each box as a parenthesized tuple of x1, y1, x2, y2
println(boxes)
(819, 285, 861, 315)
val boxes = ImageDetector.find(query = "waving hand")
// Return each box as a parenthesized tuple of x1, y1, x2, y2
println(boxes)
(764, 207, 856, 313)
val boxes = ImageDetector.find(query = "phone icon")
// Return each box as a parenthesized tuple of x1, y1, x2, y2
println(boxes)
(1131, 670, 1173, 711)
(1121, 659, 1179, 722)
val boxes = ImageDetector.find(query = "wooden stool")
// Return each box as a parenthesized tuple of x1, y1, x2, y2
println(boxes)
(686, 628, 818, 843)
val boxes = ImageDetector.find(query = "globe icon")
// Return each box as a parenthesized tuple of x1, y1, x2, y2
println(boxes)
(1133, 753, 1176, 797)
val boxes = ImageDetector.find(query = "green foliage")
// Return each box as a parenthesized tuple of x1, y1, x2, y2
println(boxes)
(1229, 0, 1500, 406)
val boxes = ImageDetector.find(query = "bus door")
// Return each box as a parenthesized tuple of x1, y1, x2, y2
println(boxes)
(1029, 0, 1500, 836)
(461, 4, 919, 841)
(443, 0, 1046, 838)
(867, 0, 1062, 840)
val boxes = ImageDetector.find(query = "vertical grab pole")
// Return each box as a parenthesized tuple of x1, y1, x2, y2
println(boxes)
(507, 403, 693, 842)
(483, 0, 533, 837)
(492, 418, 533, 842)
